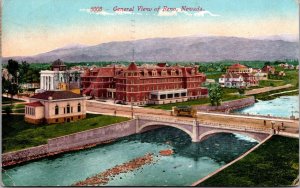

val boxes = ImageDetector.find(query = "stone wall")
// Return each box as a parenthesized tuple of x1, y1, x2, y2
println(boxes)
(2, 145, 48, 166)
(2, 120, 137, 167)
(196, 96, 255, 112)
(47, 120, 136, 152)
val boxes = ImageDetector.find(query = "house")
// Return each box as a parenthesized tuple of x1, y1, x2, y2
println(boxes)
(254, 72, 268, 80)
(278, 71, 286, 77)
(262, 65, 275, 74)
(219, 63, 259, 88)
(24, 90, 87, 124)
(37, 59, 83, 93)
(81, 62, 208, 105)
(288, 64, 295, 69)
(219, 73, 245, 88)
(226, 63, 252, 73)
(20, 82, 40, 90)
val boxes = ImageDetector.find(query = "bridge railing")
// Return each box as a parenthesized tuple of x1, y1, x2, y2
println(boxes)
(136, 115, 194, 126)
(136, 115, 270, 134)
(200, 121, 270, 134)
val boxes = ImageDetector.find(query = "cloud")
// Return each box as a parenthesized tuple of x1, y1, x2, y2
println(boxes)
(79, 8, 142, 16)
(157, 8, 180, 17)
(157, 8, 220, 17)
(79, 7, 220, 17)
(79, 8, 114, 16)
(114, 10, 133, 15)
(194, 11, 220, 17)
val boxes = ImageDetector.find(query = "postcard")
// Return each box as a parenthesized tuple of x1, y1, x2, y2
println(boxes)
(1, 0, 299, 186)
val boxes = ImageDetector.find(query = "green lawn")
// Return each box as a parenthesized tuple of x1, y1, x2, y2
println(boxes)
(254, 87, 299, 100)
(2, 104, 25, 114)
(206, 72, 223, 80)
(145, 94, 245, 110)
(2, 114, 130, 153)
(259, 80, 286, 87)
(198, 136, 299, 187)
(2, 96, 24, 104)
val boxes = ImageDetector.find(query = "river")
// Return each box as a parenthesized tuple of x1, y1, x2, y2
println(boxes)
(234, 95, 299, 118)
(4, 95, 297, 186)
(2, 128, 257, 186)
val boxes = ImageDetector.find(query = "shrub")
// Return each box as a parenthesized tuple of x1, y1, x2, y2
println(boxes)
(4, 106, 13, 115)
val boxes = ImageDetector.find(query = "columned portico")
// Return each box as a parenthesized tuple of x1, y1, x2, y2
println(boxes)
(149, 89, 188, 104)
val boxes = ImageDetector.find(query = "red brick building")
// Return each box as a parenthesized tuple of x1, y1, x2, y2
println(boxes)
(81, 62, 208, 105)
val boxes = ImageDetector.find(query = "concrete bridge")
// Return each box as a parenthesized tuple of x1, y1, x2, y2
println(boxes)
(135, 115, 271, 142)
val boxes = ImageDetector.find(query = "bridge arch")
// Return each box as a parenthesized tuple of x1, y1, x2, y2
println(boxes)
(198, 129, 263, 143)
(137, 122, 194, 140)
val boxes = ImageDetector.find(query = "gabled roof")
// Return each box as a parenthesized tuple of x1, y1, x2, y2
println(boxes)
(228, 63, 248, 69)
(26, 101, 44, 107)
(157, 63, 167, 67)
(31, 91, 83, 100)
(223, 73, 242, 78)
(127, 62, 138, 71)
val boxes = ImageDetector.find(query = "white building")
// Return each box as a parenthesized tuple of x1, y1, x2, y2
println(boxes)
(219, 73, 246, 88)
(37, 59, 82, 93)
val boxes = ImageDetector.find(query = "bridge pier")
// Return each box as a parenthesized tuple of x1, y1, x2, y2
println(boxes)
(192, 120, 200, 142)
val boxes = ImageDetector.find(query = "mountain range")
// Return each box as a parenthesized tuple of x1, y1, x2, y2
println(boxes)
(3, 35, 299, 63)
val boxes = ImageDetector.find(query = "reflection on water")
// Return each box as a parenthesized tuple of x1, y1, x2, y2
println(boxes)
(234, 96, 299, 118)
(2, 127, 257, 186)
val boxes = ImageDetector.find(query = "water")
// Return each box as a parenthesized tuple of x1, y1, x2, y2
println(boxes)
(234, 95, 299, 118)
(2, 127, 257, 186)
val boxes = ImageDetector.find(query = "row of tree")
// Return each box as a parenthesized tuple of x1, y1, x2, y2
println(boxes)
(2, 59, 40, 104)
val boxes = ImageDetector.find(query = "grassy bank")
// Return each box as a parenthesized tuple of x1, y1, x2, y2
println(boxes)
(2, 114, 130, 153)
(145, 94, 245, 110)
(254, 87, 299, 100)
(198, 136, 299, 187)
(2, 96, 24, 104)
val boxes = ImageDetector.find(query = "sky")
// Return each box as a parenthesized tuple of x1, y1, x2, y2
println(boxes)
(2, 0, 299, 57)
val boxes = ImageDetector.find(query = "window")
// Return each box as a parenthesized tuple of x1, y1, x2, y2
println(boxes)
(56, 119, 58, 122)
(171, 69, 176, 76)
(67, 104, 70, 113)
(55, 105, 59, 115)
(78, 115, 81, 119)
(78, 103, 81, 112)
(152, 70, 157, 76)
(71, 107, 73, 113)
(191, 69, 195, 75)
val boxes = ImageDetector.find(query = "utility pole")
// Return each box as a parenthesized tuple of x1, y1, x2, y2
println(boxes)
(131, 102, 134, 119)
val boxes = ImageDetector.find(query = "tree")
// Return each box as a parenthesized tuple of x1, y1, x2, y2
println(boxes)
(208, 84, 223, 106)
(4, 106, 12, 116)
(238, 88, 245, 95)
(7, 59, 19, 83)
(2, 76, 10, 95)
(8, 83, 21, 105)
(19, 61, 30, 83)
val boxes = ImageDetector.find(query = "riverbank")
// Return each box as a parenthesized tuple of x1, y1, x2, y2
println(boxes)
(2, 114, 129, 153)
(196, 135, 299, 187)
(254, 87, 299, 100)
(2, 119, 136, 167)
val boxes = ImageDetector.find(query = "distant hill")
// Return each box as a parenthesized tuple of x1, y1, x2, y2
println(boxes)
(3, 35, 299, 63)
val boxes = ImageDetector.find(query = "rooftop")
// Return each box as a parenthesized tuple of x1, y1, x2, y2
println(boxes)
(51, 59, 66, 67)
(26, 101, 44, 107)
(228, 63, 248, 69)
(31, 91, 83, 100)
